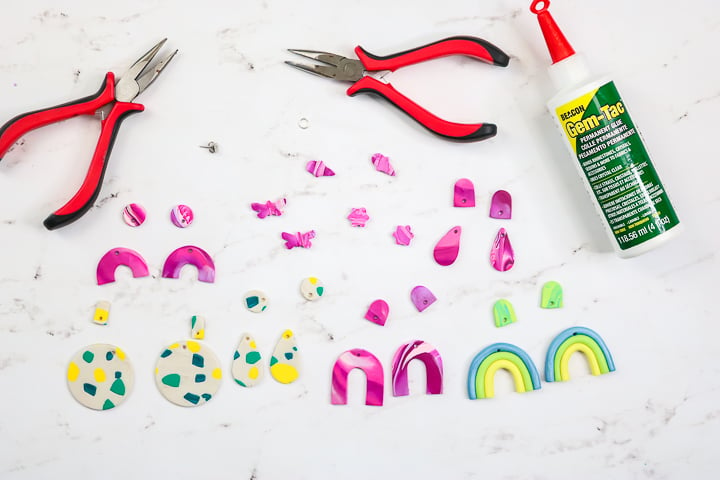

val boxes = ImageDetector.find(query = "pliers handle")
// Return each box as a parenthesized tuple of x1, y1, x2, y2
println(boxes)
(350, 37, 508, 142)
(0, 73, 144, 229)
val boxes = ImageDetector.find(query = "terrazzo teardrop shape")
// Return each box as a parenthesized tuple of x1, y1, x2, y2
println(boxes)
(270, 330, 300, 384)
(231, 334, 264, 388)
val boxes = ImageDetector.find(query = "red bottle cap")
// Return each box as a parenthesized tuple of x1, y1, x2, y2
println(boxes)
(530, 0, 575, 64)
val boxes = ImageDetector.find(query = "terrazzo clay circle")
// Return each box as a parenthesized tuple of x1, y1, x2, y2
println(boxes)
(300, 277, 324, 301)
(244, 290, 269, 313)
(122, 203, 146, 227)
(67, 343, 134, 410)
(170, 204, 194, 228)
(155, 340, 222, 407)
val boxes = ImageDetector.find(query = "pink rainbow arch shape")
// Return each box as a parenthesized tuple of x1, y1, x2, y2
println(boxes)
(391, 340, 443, 397)
(331, 349, 384, 406)
(96, 247, 150, 285)
(161, 245, 216, 283)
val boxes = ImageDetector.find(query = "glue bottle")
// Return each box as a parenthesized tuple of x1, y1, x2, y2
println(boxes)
(530, 0, 681, 257)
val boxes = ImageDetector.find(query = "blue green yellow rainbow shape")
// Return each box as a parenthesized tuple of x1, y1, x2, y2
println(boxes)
(467, 343, 541, 400)
(545, 326, 615, 382)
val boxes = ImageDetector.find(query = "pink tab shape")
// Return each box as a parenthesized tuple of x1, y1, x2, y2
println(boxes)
(453, 178, 475, 207)
(306, 160, 335, 177)
(490, 228, 515, 271)
(411, 285, 437, 312)
(365, 299, 389, 326)
(433, 226, 461, 266)
(490, 190, 512, 219)
(371, 153, 396, 176)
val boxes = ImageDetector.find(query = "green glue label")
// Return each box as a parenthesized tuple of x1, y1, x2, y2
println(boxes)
(555, 82, 679, 249)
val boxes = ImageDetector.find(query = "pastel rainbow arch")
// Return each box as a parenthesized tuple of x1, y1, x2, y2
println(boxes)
(545, 326, 615, 382)
(467, 343, 541, 399)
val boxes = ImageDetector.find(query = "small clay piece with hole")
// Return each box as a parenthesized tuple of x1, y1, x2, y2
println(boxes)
(411, 285, 437, 312)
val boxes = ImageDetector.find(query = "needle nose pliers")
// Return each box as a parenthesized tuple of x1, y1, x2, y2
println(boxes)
(286, 36, 509, 142)
(0, 39, 177, 230)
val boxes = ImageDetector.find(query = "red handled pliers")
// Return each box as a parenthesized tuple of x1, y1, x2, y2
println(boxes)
(0, 39, 177, 230)
(286, 36, 509, 142)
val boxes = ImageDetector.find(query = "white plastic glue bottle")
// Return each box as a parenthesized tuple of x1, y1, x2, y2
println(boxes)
(530, 0, 681, 257)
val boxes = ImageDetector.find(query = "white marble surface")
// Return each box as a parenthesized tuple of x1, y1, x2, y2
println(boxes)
(0, 0, 718, 478)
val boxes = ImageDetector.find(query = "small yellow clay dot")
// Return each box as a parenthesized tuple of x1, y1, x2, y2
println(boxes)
(271, 364, 299, 384)
(94, 368, 106, 383)
(309, 277, 318, 285)
(212, 368, 222, 379)
(282, 329, 293, 339)
(248, 366, 259, 380)
(186, 341, 201, 352)
(168, 343, 179, 349)
(115, 348, 126, 360)
(249, 340, 257, 349)
(67, 362, 80, 382)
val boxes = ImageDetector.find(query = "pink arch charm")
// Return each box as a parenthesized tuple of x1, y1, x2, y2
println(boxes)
(391, 340, 443, 396)
(331, 349, 384, 406)
(96, 247, 149, 285)
(161, 245, 215, 283)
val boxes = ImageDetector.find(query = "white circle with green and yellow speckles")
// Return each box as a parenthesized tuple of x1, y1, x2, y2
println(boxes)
(300, 277, 324, 301)
(154, 340, 222, 407)
(243, 290, 269, 313)
(67, 343, 134, 411)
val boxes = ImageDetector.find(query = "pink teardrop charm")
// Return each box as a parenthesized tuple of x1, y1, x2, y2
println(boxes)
(433, 226, 461, 266)
(364, 299, 389, 326)
(490, 228, 515, 271)
(453, 178, 475, 207)
(490, 190, 512, 219)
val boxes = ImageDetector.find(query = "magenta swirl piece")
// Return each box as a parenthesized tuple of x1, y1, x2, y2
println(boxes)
(371, 153, 396, 176)
(282, 230, 316, 249)
(251, 198, 286, 219)
(365, 299, 389, 326)
(161, 245, 215, 283)
(453, 178, 475, 207)
(170, 204, 194, 228)
(411, 285, 437, 312)
(490, 228, 514, 272)
(306, 160, 335, 177)
(391, 340, 443, 396)
(122, 203, 146, 227)
(392, 225, 414, 246)
(489, 190, 512, 219)
(331, 349, 384, 406)
(433, 226, 461, 266)
(96, 247, 150, 285)
(347, 207, 369, 227)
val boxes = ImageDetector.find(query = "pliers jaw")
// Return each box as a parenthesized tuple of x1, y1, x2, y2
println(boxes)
(115, 38, 178, 103)
(285, 49, 365, 83)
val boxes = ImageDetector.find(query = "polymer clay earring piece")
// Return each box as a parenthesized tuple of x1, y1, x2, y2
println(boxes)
(365, 299, 389, 326)
(331, 349, 384, 406)
(493, 299, 517, 327)
(270, 330, 300, 384)
(161, 245, 216, 283)
(467, 343, 542, 400)
(453, 178, 475, 207)
(391, 341, 443, 397)
(544, 326, 615, 382)
(154, 317, 222, 407)
(540, 281, 563, 308)
(96, 247, 150, 285)
(411, 285, 437, 312)
(243, 290, 269, 313)
(67, 344, 133, 410)
(489, 190, 512, 219)
(490, 228, 515, 272)
(232, 333, 264, 387)
(433, 226, 461, 266)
